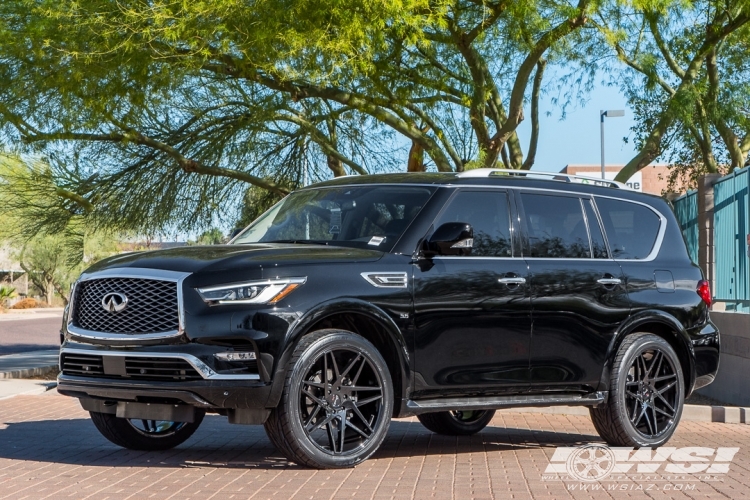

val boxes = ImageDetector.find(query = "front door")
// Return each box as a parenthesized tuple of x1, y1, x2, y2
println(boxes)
(517, 191, 631, 393)
(412, 189, 532, 399)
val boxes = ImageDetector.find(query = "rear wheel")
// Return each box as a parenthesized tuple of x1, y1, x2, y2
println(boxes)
(264, 329, 394, 469)
(590, 333, 684, 447)
(418, 409, 495, 436)
(90, 410, 205, 450)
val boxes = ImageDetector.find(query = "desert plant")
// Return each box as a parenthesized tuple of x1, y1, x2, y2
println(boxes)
(10, 297, 38, 309)
(0, 285, 17, 308)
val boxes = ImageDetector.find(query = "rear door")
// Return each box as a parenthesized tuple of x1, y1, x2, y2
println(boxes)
(518, 191, 631, 393)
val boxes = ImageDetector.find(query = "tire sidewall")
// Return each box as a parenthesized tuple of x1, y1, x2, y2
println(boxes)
(284, 332, 394, 467)
(613, 335, 684, 447)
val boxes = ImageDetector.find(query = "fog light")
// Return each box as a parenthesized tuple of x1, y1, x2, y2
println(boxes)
(214, 351, 256, 362)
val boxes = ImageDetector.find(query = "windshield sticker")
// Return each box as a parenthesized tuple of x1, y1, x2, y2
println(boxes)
(329, 208, 342, 234)
(368, 236, 386, 246)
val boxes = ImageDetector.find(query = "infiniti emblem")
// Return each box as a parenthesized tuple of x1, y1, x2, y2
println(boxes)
(102, 292, 128, 313)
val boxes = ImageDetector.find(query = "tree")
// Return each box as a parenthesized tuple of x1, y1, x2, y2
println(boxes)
(0, 0, 599, 237)
(596, 0, 750, 182)
(0, 285, 17, 308)
(190, 228, 226, 246)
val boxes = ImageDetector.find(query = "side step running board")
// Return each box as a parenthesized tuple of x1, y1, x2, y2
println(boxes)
(405, 391, 607, 415)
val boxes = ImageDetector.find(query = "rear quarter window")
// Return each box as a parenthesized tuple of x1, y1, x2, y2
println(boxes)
(595, 197, 662, 259)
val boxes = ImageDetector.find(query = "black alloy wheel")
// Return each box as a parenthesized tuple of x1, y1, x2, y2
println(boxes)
(590, 333, 684, 447)
(90, 410, 205, 450)
(264, 329, 394, 468)
(624, 347, 680, 438)
(418, 409, 495, 435)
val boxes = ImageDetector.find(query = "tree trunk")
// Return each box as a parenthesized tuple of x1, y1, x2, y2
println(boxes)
(407, 140, 426, 172)
(326, 154, 347, 177)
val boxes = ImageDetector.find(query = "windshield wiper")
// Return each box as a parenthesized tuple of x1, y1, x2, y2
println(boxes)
(264, 239, 332, 245)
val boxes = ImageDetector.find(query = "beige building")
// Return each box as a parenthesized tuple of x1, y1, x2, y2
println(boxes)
(560, 164, 675, 196)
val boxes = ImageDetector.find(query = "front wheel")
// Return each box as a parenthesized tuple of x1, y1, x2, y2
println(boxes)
(90, 410, 205, 450)
(264, 329, 394, 469)
(590, 333, 684, 447)
(418, 409, 495, 436)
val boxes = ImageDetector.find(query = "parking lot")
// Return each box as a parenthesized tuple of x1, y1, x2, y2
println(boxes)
(0, 390, 747, 499)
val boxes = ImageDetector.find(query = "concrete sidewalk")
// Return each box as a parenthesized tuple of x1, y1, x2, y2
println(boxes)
(0, 350, 59, 379)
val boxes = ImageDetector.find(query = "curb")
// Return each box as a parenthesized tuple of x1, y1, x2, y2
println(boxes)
(498, 404, 750, 424)
(0, 365, 58, 380)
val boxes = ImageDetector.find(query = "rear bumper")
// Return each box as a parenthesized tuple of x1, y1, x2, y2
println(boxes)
(690, 319, 720, 393)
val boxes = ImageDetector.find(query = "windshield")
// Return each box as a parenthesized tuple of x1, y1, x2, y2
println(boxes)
(232, 185, 435, 251)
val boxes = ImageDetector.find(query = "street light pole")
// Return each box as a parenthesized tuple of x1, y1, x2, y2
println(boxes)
(600, 109, 625, 180)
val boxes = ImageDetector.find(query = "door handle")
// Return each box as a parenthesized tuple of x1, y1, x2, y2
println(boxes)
(499, 277, 526, 285)
(597, 277, 622, 285)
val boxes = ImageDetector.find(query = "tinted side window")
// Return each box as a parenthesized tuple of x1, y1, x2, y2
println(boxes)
(434, 190, 512, 257)
(595, 197, 661, 259)
(584, 199, 608, 259)
(521, 193, 590, 258)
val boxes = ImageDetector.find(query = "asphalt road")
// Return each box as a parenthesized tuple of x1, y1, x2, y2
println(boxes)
(0, 315, 62, 355)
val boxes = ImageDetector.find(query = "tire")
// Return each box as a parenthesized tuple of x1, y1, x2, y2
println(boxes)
(418, 409, 495, 436)
(590, 333, 684, 447)
(90, 410, 205, 451)
(264, 329, 394, 469)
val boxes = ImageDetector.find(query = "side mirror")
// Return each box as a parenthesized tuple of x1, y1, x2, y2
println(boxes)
(423, 222, 474, 257)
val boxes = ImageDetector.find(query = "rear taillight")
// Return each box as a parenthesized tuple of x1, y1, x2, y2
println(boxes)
(697, 280, 712, 307)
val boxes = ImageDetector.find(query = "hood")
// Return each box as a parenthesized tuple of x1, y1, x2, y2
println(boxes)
(84, 243, 385, 275)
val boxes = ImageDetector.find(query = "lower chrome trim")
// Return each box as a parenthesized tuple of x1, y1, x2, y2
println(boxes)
(67, 325, 182, 342)
(60, 348, 261, 381)
(404, 391, 607, 415)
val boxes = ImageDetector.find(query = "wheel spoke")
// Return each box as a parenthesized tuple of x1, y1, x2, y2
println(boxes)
(330, 351, 341, 379)
(647, 351, 663, 379)
(654, 373, 677, 383)
(348, 403, 374, 432)
(340, 354, 362, 379)
(304, 380, 327, 389)
(643, 406, 656, 435)
(632, 402, 646, 427)
(655, 392, 676, 413)
(657, 380, 677, 395)
(654, 405, 675, 419)
(337, 412, 347, 452)
(326, 420, 338, 452)
(302, 389, 327, 408)
(304, 404, 323, 430)
(352, 356, 367, 385)
(345, 419, 370, 439)
(356, 394, 383, 406)
(310, 413, 336, 433)
(349, 385, 383, 392)
(626, 390, 640, 399)
(650, 404, 659, 435)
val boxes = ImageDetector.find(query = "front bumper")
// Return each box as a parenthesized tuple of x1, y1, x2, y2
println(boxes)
(57, 344, 273, 410)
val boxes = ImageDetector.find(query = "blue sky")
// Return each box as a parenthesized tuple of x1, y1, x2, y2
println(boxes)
(517, 82, 638, 173)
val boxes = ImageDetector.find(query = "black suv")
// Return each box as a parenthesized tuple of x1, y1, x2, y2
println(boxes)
(57, 169, 719, 468)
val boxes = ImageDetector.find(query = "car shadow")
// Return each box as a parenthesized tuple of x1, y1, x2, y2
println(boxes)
(0, 416, 602, 470)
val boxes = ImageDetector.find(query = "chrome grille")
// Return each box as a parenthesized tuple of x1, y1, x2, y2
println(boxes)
(72, 278, 179, 334)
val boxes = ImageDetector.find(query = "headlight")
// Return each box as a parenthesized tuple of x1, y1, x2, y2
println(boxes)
(196, 277, 306, 305)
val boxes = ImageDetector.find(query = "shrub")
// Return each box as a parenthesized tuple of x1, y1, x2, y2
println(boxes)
(10, 298, 39, 309)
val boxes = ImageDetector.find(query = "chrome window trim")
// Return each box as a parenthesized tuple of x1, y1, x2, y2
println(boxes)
(60, 347, 261, 381)
(67, 267, 190, 342)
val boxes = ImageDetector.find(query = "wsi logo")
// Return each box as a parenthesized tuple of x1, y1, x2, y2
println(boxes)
(543, 445, 739, 482)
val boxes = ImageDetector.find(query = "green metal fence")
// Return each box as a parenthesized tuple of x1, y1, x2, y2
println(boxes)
(713, 168, 750, 312)
(673, 189, 699, 265)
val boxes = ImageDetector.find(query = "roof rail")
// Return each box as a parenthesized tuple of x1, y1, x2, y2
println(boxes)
(455, 168, 631, 190)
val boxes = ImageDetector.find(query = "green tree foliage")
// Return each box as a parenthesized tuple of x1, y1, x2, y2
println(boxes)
(0, 285, 17, 308)
(0, 0, 599, 237)
(189, 228, 226, 246)
(597, 0, 750, 183)
(0, 154, 120, 304)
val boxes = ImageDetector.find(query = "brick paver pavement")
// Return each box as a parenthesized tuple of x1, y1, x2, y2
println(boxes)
(1, 390, 748, 499)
